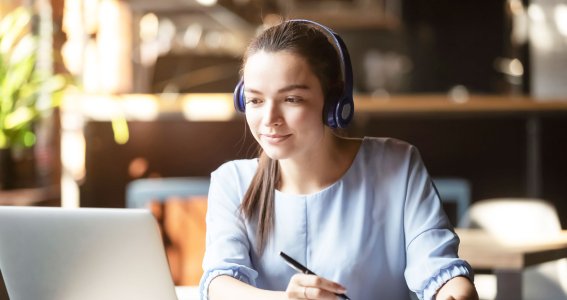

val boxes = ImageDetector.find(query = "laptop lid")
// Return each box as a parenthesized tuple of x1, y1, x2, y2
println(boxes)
(0, 206, 178, 300)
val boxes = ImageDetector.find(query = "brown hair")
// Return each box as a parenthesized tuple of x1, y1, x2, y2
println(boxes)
(239, 21, 343, 254)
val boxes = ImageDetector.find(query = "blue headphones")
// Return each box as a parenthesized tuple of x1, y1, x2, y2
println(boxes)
(233, 19, 354, 129)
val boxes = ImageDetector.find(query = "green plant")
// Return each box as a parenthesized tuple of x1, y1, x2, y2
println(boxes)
(0, 7, 66, 150)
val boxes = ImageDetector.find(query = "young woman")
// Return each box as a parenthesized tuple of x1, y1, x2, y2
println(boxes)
(199, 20, 478, 300)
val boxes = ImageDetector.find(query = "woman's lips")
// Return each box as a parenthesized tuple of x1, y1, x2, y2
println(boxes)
(260, 133, 291, 144)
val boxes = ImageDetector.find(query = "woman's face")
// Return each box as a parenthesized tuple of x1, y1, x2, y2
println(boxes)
(243, 50, 328, 161)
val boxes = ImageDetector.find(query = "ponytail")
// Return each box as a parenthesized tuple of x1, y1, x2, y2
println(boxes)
(240, 150, 279, 254)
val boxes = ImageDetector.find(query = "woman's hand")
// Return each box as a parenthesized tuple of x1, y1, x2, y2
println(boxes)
(436, 276, 479, 300)
(285, 274, 347, 299)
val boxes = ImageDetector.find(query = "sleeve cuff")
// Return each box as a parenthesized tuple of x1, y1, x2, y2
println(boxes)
(199, 266, 257, 300)
(418, 261, 474, 300)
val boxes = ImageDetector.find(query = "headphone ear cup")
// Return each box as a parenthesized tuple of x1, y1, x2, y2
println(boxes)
(233, 80, 245, 112)
(324, 86, 354, 128)
(324, 94, 338, 128)
(335, 96, 354, 128)
(325, 96, 354, 129)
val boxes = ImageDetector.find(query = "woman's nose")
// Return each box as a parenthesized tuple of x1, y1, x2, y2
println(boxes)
(262, 101, 282, 126)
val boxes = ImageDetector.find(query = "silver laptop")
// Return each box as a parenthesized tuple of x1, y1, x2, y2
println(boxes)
(0, 206, 178, 300)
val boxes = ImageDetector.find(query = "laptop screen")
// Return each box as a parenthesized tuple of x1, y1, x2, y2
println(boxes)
(0, 207, 178, 300)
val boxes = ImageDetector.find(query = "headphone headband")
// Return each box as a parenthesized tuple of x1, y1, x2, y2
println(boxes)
(234, 19, 354, 128)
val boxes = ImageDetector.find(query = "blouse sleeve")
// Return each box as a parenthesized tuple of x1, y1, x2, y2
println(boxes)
(402, 146, 474, 300)
(199, 162, 258, 300)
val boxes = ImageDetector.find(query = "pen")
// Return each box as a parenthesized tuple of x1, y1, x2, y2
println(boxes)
(279, 251, 351, 300)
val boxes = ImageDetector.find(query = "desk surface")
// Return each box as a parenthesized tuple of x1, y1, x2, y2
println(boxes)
(456, 229, 567, 270)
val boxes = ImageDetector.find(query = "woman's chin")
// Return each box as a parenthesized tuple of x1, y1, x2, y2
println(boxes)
(262, 147, 291, 161)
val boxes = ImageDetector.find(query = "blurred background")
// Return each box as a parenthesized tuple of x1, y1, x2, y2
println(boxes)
(1, 0, 566, 224)
(2, 0, 567, 299)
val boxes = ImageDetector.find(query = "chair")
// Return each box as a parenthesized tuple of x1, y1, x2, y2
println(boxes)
(460, 198, 567, 300)
(126, 177, 210, 209)
(126, 177, 210, 286)
(433, 177, 471, 227)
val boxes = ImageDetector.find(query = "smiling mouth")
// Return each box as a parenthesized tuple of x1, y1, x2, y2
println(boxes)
(260, 134, 291, 143)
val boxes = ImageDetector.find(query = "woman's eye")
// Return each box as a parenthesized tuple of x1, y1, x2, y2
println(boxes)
(285, 96, 302, 103)
(245, 98, 261, 105)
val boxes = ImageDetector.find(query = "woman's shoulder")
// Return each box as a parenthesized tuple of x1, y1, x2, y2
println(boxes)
(354, 137, 423, 174)
(352, 137, 425, 186)
(209, 158, 258, 197)
(361, 136, 417, 154)
(212, 158, 259, 180)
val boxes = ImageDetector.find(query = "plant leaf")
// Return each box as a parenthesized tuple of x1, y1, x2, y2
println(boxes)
(4, 106, 35, 129)
(1, 53, 36, 111)
(0, 7, 32, 55)
(9, 34, 37, 66)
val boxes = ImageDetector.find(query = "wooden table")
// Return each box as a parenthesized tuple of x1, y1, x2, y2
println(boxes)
(456, 229, 567, 300)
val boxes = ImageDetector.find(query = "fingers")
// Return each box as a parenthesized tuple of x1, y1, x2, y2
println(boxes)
(301, 275, 347, 295)
(286, 274, 347, 299)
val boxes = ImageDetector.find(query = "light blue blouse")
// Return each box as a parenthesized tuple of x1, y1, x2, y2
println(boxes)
(200, 137, 473, 300)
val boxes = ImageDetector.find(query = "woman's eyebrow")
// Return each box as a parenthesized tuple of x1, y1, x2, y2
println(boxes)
(278, 84, 310, 93)
(244, 88, 262, 94)
(244, 84, 310, 95)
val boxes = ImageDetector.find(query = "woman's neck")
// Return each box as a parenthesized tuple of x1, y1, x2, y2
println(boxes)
(277, 135, 361, 195)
